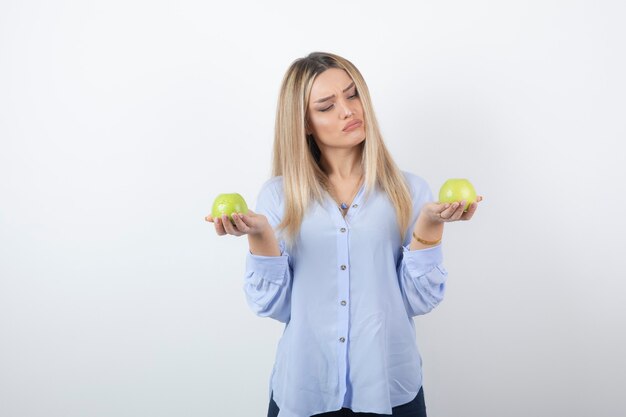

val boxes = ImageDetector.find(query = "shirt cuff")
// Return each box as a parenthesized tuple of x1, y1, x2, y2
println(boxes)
(245, 251, 290, 285)
(401, 243, 443, 276)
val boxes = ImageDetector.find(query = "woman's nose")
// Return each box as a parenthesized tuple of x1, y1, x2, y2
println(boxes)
(338, 101, 354, 118)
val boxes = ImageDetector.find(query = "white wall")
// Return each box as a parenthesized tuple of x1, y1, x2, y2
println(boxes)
(1, 1, 625, 416)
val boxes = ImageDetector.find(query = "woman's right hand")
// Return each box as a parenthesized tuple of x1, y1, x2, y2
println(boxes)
(205, 210, 270, 237)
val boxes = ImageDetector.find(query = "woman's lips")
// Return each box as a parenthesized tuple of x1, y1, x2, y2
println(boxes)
(343, 120, 362, 132)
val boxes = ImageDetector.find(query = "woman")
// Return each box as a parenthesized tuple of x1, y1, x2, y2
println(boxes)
(206, 52, 483, 417)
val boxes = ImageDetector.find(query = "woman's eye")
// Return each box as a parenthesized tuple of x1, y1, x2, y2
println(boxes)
(319, 92, 358, 112)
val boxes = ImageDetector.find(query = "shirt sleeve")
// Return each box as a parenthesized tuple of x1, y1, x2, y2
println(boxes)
(242, 178, 293, 323)
(396, 173, 449, 317)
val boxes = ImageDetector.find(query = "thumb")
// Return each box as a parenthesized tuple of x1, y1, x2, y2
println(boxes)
(240, 209, 257, 221)
(239, 209, 262, 228)
(434, 202, 450, 213)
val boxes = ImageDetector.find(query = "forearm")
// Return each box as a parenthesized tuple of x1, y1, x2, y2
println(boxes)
(248, 226, 281, 256)
(409, 214, 444, 251)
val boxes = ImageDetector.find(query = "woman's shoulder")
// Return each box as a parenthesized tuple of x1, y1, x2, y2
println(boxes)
(399, 170, 430, 194)
(259, 175, 284, 195)
(255, 176, 285, 208)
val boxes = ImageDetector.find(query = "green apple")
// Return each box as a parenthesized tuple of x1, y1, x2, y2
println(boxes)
(211, 193, 249, 223)
(438, 179, 477, 212)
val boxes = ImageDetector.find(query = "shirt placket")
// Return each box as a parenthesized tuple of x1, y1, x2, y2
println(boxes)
(335, 216, 350, 401)
(332, 184, 364, 403)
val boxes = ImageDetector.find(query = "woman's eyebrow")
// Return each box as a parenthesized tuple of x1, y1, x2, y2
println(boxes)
(314, 82, 356, 104)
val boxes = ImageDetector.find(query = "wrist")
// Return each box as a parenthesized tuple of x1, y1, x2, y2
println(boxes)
(247, 223, 281, 257)
(410, 214, 444, 250)
(417, 211, 444, 231)
(248, 222, 273, 239)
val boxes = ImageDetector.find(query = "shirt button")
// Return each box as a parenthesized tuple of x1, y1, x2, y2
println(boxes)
(341, 300, 347, 306)
(340, 227, 346, 233)
(339, 337, 346, 343)
(340, 265, 346, 270)
(352, 204, 358, 208)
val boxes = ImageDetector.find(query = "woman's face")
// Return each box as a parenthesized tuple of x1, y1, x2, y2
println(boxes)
(306, 68, 365, 151)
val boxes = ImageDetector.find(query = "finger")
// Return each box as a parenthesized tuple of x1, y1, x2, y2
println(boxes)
(428, 202, 445, 218)
(447, 201, 465, 221)
(476, 195, 484, 203)
(440, 202, 459, 219)
(438, 204, 452, 220)
(435, 202, 449, 214)
(238, 212, 255, 229)
(221, 214, 243, 236)
(461, 202, 478, 221)
(240, 210, 266, 230)
(232, 213, 250, 234)
(214, 217, 226, 236)
(205, 215, 214, 222)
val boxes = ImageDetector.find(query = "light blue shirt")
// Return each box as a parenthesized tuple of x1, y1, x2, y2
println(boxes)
(243, 171, 448, 417)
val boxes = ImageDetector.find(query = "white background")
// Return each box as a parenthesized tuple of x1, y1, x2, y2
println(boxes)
(1, 1, 625, 416)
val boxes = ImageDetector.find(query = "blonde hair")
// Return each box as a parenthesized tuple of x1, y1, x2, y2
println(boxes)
(272, 52, 413, 248)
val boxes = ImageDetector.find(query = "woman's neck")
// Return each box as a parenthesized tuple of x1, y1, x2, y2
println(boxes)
(319, 147, 364, 180)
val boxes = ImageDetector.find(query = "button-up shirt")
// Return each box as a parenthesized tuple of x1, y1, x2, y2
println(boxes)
(243, 170, 448, 417)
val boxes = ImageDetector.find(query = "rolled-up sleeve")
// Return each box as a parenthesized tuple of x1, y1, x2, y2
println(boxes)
(397, 243, 448, 317)
(242, 178, 293, 323)
(244, 241, 293, 323)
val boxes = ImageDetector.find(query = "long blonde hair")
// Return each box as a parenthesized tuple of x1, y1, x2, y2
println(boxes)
(272, 52, 413, 248)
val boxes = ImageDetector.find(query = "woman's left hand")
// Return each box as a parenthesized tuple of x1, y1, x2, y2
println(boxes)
(421, 196, 484, 224)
